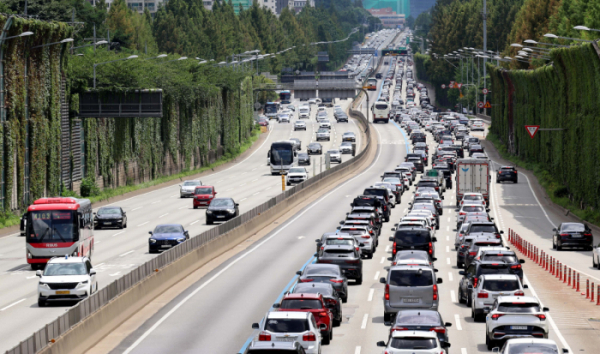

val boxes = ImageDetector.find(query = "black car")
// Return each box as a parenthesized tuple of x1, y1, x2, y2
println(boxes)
(478, 250, 525, 280)
(389, 226, 436, 258)
(496, 166, 518, 183)
(388, 310, 452, 344)
(375, 73, 382, 79)
(298, 152, 311, 165)
(297, 264, 349, 303)
(307, 142, 323, 155)
(407, 157, 424, 173)
(351, 195, 388, 222)
(458, 261, 515, 306)
(464, 236, 504, 269)
(553, 222, 593, 251)
(206, 198, 239, 224)
(94, 206, 127, 229)
(335, 112, 349, 123)
(316, 244, 363, 284)
(289, 282, 343, 327)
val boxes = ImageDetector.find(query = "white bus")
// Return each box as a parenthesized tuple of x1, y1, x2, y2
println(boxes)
(371, 101, 390, 123)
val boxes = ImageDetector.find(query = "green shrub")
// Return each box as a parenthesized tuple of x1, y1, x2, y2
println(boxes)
(80, 178, 100, 197)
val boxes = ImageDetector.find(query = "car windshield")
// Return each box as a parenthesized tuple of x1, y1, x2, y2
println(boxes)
(305, 267, 338, 276)
(396, 252, 429, 261)
(389, 269, 433, 286)
(394, 230, 431, 244)
(479, 265, 511, 275)
(289, 168, 305, 173)
(280, 299, 322, 310)
(27, 211, 75, 243)
(328, 150, 339, 154)
(341, 142, 352, 147)
(154, 225, 183, 233)
(507, 344, 558, 353)
(98, 208, 120, 215)
(396, 312, 440, 325)
(318, 129, 328, 133)
(364, 189, 386, 197)
(183, 181, 200, 186)
(483, 280, 520, 291)
(562, 223, 585, 232)
(463, 206, 484, 212)
(464, 195, 483, 200)
(498, 303, 541, 313)
(470, 225, 497, 233)
(211, 199, 234, 207)
(44, 263, 87, 276)
(194, 187, 213, 194)
(482, 255, 517, 263)
(265, 319, 310, 333)
(326, 239, 353, 246)
(390, 338, 437, 350)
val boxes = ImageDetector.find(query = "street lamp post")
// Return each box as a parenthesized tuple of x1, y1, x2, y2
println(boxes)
(93, 55, 139, 89)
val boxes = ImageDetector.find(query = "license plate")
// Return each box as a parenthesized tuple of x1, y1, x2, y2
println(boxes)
(571, 234, 582, 238)
(217, 215, 225, 218)
(56, 290, 70, 295)
(104, 222, 112, 225)
(161, 244, 172, 248)
(403, 298, 420, 303)
(511, 326, 527, 330)
(276, 337, 296, 342)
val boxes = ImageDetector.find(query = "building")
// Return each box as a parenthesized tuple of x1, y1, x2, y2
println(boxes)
(202, 0, 214, 10)
(291, 0, 314, 13)
(367, 7, 405, 28)
(410, 0, 435, 18)
(123, 0, 164, 15)
(363, 0, 410, 18)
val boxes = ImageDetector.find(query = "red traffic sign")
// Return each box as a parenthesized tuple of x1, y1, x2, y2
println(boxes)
(477, 101, 484, 108)
(482, 88, 489, 94)
(457, 83, 463, 89)
(483, 101, 491, 109)
(525, 125, 540, 139)
(450, 81, 455, 87)
(441, 84, 446, 89)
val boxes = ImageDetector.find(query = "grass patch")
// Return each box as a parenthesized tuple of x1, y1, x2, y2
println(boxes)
(77, 126, 262, 205)
(0, 212, 22, 229)
(487, 132, 600, 225)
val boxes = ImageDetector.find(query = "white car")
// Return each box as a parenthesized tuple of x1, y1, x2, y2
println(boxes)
(179, 179, 202, 198)
(339, 142, 353, 154)
(456, 203, 487, 225)
(316, 128, 330, 141)
(294, 120, 307, 131)
(459, 192, 486, 207)
(287, 167, 308, 185)
(319, 120, 331, 129)
(317, 106, 326, 113)
(316, 111, 328, 121)
(471, 119, 485, 131)
(493, 338, 567, 354)
(485, 296, 550, 350)
(377, 330, 450, 354)
(299, 106, 310, 119)
(471, 274, 526, 322)
(37, 256, 98, 307)
(252, 311, 323, 354)
(308, 98, 317, 105)
(390, 249, 434, 266)
(278, 114, 290, 123)
(327, 149, 342, 163)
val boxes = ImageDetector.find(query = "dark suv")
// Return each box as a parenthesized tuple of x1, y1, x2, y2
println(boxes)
(407, 157, 424, 173)
(478, 250, 525, 281)
(352, 195, 389, 222)
(316, 244, 363, 284)
(464, 236, 504, 269)
(496, 166, 518, 183)
(389, 227, 436, 258)
(458, 261, 516, 306)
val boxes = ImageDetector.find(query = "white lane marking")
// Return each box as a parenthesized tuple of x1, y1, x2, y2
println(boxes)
(446, 258, 450, 265)
(454, 314, 462, 330)
(447, 217, 451, 222)
(298, 236, 305, 239)
(96, 241, 101, 244)
(252, 192, 260, 196)
(241, 172, 247, 176)
(178, 206, 186, 210)
(121, 126, 385, 354)
(403, 208, 407, 213)
(446, 235, 449, 241)
(1, 298, 26, 311)
(446, 246, 449, 253)
(380, 256, 385, 264)
(190, 220, 200, 225)
(446, 226, 449, 231)
(159, 213, 169, 218)
(96, 263, 105, 267)
(385, 245, 390, 252)
(451, 290, 457, 303)
(26, 275, 36, 279)
(252, 179, 258, 182)
(137, 221, 149, 227)
(368, 289, 375, 302)
(252, 168, 257, 171)
(151, 200, 160, 204)
(374, 271, 380, 280)
(355, 347, 361, 354)
(448, 272, 453, 282)
(110, 272, 121, 277)
(240, 198, 247, 202)
(132, 207, 143, 211)
(120, 250, 134, 257)
(265, 187, 272, 191)
(461, 349, 467, 354)
(226, 188, 233, 192)
(112, 231, 125, 237)
(361, 314, 369, 329)
(240, 183, 247, 187)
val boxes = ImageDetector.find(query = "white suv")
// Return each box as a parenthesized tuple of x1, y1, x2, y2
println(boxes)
(37, 256, 97, 307)
(252, 311, 323, 354)
(485, 296, 549, 350)
(376, 329, 450, 353)
(471, 274, 526, 321)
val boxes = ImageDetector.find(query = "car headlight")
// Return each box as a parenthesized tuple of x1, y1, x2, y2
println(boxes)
(177, 238, 186, 242)
(77, 281, 89, 288)
(227, 209, 236, 214)
(149, 238, 157, 243)
(206, 210, 212, 214)
(39, 282, 49, 288)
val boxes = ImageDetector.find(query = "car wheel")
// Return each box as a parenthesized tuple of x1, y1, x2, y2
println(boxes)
(38, 298, 46, 307)
(466, 292, 472, 307)
(384, 312, 392, 323)
(206, 219, 213, 225)
(593, 255, 597, 269)
(356, 275, 363, 285)
(458, 287, 466, 304)
(552, 237, 557, 250)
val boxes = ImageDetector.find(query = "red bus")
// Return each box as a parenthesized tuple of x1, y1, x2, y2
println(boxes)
(24, 197, 94, 269)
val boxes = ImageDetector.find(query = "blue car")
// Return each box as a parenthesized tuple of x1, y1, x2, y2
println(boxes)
(148, 224, 189, 253)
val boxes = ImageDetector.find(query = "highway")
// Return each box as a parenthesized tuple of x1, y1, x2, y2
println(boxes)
(101, 44, 600, 354)
(0, 92, 363, 352)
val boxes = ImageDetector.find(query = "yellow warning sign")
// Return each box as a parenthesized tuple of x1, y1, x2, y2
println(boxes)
(483, 101, 491, 109)
(459, 91, 464, 98)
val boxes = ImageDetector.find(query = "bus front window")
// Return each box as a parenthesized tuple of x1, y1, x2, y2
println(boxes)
(27, 211, 76, 243)
(271, 147, 293, 166)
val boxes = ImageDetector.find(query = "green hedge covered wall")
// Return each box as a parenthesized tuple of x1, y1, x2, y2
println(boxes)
(489, 43, 600, 210)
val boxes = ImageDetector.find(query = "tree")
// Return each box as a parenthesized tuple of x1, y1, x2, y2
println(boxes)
(406, 15, 415, 29)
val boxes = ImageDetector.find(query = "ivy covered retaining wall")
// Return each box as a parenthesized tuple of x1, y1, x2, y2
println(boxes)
(489, 42, 600, 211)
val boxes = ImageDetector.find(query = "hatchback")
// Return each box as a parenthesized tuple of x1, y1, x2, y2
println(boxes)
(252, 311, 323, 354)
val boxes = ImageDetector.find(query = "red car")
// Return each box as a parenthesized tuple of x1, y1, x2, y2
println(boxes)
(274, 293, 334, 344)
(193, 186, 217, 208)
(258, 119, 269, 127)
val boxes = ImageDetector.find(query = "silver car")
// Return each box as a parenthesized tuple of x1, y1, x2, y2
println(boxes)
(294, 120, 307, 131)
(339, 142, 353, 154)
(381, 265, 443, 322)
(179, 180, 202, 198)
(316, 128, 330, 141)
(327, 149, 341, 163)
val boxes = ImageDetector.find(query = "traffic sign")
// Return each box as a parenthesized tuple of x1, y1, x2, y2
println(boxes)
(450, 81, 455, 87)
(441, 84, 446, 89)
(457, 83, 463, 89)
(483, 101, 491, 109)
(477, 101, 484, 109)
(459, 92, 464, 98)
(482, 88, 489, 95)
(525, 125, 540, 139)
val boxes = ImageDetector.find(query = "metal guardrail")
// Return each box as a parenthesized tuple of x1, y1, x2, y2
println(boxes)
(6, 106, 372, 354)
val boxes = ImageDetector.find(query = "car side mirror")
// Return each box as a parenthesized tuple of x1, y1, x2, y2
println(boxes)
(314, 253, 318, 257)
(437, 278, 443, 284)
(389, 237, 394, 242)
(455, 208, 459, 212)
(453, 229, 457, 232)
(562, 349, 569, 354)
(336, 226, 341, 230)
(272, 303, 280, 308)
(500, 230, 504, 234)
(523, 284, 529, 289)
(36, 270, 42, 277)
(380, 277, 386, 284)
(543, 307, 550, 312)
(520, 259, 525, 264)
(391, 228, 396, 231)
(377, 341, 386, 347)
(441, 341, 451, 348)
(434, 268, 438, 272)
(459, 271, 465, 275)
(553, 228, 557, 232)
(340, 221, 345, 225)
(484, 307, 491, 313)
(252, 323, 260, 329)
(441, 196, 445, 200)
(148, 231, 153, 235)
(432, 237, 437, 242)
(445, 322, 452, 327)
(235, 203, 239, 207)
(492, 348, 500, 353)
(92, 212, 96, 215)
(296, 271, 302, 275)
(350, 203, 353, 207)
(90, 269, 97, 276)
(315, 239, 321, 243)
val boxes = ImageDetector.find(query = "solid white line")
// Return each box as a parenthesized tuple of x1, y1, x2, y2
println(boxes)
(461, 349, 467, 354)
(137, 221, 148, 227)
(368, 289, 375, 302)
(178, 206, 187, 210)
(132, 207, 143, 211)
(240, 198, 247, 202)
(121, 127, 385, 354)
(451, 290, 457, 303)
(446, 257, 450, 265)
(448, 272, 453, 282)
(374, 271, 380, 280)
(190, 220, 200, 225)
(159, 213, 169, 218)
(120, 250, 134, 257)
(110, 272, 121, 277)
(1, 298, 26, 311)
(112, 231, 125, 237)
(454, 314, 462, 330)
(355, 346, 361, 354)
(252, 192, 260, 196)
(380, 256, 385, 264)
(361, 313, 369, 329)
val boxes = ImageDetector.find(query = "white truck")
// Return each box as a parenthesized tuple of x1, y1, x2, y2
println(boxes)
(456, 158, 490, 207)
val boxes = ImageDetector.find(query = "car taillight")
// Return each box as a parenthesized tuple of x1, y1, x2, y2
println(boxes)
(469, 252, 477, 256)
(473, 277, 478, 287)
(560, 234, 570, 237)
(300, 279, 313, 282)
(491, 314, 504, 320)
(385, 284, 390, 300)
(258, 332, 271, 341)
(321, 247, 324, 250)
(428, 242, 433, 255)
(369, 229, 373, 235)
(459, 212, 466, 216)
(355, 247, 360, 251)
(319, 312, 329, 317)
(303, 332, 317, 341)
(431, 326, 446, 334)
(536, 314, 546, 320)
(510, 264, 522, 270)
(319, 260, 332, 263)
(435, 186, 439, 190)
(477, 291, 489, 298)
(330, 279, 343, 283)
(393, 242, 397, 255)
(585, 233, 593, 237)
(496, 233, 501, 239)
(361, 235, 371, 239)
(433, 284, 438, 301)
(391, 326, 408, 332)
(514, 291, 525, 296)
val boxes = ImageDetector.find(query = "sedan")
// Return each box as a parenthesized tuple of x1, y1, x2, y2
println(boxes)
(180, 179, 202, 198)
(339, 142, 353, 154)
(553, 222, 593, 251)
(258, 118, 269, 127)
(294, 120, 307, 131)
(148, 224, 189, 253)
(278, 114, 290, 123)
(297, 152, 311, 165)
(307, 142, 323, 155)
(93, 206, 127, 229)
(389, 310, 452, 345)
(206, 198, 239, 224)
(297, 264, 348, 302)
(316, 128, 330, 141)
(342, 132, 356, 142)
(327, 149, 342, 163)
(497, 166, 518, 183)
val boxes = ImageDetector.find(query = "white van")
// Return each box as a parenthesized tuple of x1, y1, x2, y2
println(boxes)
(299, 106, 310, 119)
(371, 101, 390, 124)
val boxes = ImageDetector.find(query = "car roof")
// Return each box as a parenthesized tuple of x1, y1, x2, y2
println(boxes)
(390, 264, 434, 271)
(496, 296, 539, 304)
(47, 256, 88, 264)
(267, 311, 310, 319)
(480, 274, 520, 280)
(283, 293, 321, 300)
(505, 338, 557, 345)
(390, 330, 438, 339)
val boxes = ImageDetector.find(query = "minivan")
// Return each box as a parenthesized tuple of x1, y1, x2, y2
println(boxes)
(389, 226, 436, 257)
(381, 265, 443, 322)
